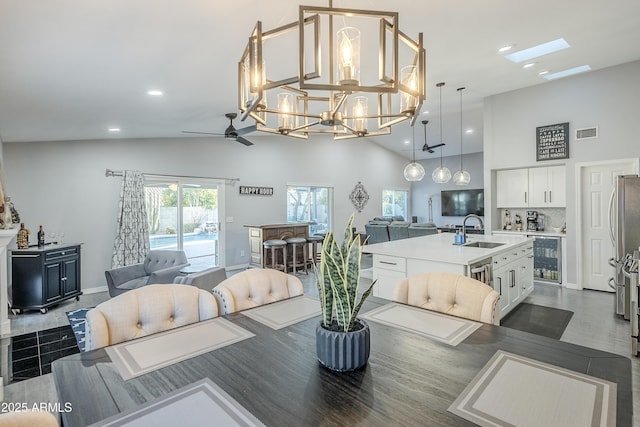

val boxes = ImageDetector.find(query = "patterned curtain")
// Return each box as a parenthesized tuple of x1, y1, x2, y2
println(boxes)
(111, 170, 150, 268)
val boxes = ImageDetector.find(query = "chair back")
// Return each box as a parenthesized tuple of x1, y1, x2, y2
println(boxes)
(408, 223, 438, 237)
(85, 284, 218, 350)
(388, 221, 410, 240)
(174, 266, 228, 292)
(212, 269, 303, 315)
(364, 223, 390, 244)
(144, 250, 188, 274)
(392, 272, 500, 324)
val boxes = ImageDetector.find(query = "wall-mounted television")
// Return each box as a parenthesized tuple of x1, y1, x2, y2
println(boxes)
(441, 189, 484, 217)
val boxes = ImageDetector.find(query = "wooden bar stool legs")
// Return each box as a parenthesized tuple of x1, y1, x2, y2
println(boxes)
(306, 235, 324, 269)
(263, 239, 287, 271)
(285, 237, 308, 275)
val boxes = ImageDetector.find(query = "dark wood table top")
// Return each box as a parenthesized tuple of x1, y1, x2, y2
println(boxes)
(52, 298, 633, 426)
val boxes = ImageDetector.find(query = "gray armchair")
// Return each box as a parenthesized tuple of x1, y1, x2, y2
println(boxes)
(364, 223, 390, 244)
(388, 221, 410, 240)
(408, 223, 438, 237)
(105, 250, 189, 297)
(173, 266, 228, 292)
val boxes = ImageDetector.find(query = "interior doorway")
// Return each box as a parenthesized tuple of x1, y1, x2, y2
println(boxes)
(578, 159, 637, 291)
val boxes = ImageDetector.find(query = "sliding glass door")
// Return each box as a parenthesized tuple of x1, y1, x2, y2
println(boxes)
(144, 178, 224, 269)
(287, 185, 332, 235)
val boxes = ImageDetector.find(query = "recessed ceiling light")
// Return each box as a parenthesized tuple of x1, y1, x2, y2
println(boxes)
(498, 45, 513, 53)
(422, 110, 430, 115)
(505, 38, 570, 63)
(538, 70, 550, 76)
(404, 139, 411, 144)
(146, 90, 164, 96)
(523, 62, 536, 69)
(542, 65, 591, 80)
(108, 127, 121, 132)
(465, 129, 473, 134)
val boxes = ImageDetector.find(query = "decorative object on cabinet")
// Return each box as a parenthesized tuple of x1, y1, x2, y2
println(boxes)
(536, 122, 569, 161)
(10, 244, 83, 314)
(453, 87, 471, 185)
(237, 2, 425, 140)
(1, 196, 13, 229)
(315, 214, 375, 371)
(403, 123, 426, 181)
(349, 181, 369, 212)
(432, 82, 451, 184)
(17, 223, 30, 249)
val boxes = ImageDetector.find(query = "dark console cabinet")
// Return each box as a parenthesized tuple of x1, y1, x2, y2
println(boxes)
(10, 244, 82, 314)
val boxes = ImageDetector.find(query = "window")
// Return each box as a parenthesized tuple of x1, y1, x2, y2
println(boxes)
(382, 189, 408, 219)
(144, 178, 223, 269)
(287, 185, 332, 235)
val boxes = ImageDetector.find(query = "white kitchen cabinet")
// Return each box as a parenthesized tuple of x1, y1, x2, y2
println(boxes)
(491, 244, 534, 319)
(372, 254, 406, 300)
(528, 165, 566, 207)
(496, 169, 529, 207)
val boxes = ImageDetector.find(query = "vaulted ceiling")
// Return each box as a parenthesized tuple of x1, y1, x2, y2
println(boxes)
(1, 0, 639, 160)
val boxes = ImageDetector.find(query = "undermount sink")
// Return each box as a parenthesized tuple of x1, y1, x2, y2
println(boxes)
(462, 241, 505, 249)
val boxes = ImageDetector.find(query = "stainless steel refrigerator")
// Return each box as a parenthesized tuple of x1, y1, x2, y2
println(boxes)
(609, 174, 640, 319)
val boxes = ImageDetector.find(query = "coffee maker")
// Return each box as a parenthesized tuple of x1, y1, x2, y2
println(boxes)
(526, 210, 538, 231)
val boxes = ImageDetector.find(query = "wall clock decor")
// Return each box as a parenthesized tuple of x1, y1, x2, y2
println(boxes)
(349, 181, 369, 212)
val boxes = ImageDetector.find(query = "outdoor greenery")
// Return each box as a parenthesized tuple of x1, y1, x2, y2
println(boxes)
(315, 214, 375, 333)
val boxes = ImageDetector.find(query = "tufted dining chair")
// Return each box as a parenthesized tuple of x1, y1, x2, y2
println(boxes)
(0, 410, 59, 426)
(84, 284, 219, 351)
(212, 269, 303, 315)
(392, 272, 500, 325)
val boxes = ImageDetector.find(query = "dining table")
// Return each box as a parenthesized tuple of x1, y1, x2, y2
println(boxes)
(52, 296, 633, 426)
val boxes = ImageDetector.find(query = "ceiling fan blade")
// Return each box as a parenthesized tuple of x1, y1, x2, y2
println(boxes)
(235, 136, 254, 146)
(182, 130, 224, 136)
(235, 124, 256, 136)
(429, 143, 445, 149)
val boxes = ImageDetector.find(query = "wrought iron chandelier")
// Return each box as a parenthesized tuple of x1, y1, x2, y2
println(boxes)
(237, 1, 426, 140)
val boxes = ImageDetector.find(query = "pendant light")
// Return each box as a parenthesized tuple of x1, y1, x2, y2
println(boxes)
(453, 87, 471, 185)
(404, 124, 425, 181)
(432, 82, 451, 184)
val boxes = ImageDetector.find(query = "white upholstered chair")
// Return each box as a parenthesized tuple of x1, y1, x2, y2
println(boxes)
(392, 272, 500, 325)
(212, 269, 304, 315)
(85, 284, 219, 351)
(0, 410, 59, 426)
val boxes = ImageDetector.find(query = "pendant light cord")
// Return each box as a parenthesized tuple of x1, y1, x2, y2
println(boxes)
(438, 82, 445, 168)
(458, 87, 465, 170)
(412, 125, 416, 162)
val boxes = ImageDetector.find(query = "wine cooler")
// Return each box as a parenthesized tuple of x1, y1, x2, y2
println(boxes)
(531, 236, 562, 284)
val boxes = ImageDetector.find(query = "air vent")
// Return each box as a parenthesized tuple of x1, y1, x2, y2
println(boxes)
(576, 126, 598, 140)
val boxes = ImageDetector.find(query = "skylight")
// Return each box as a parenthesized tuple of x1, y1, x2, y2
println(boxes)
(542, 65, 592, 80)
(504, 38, 570, 63)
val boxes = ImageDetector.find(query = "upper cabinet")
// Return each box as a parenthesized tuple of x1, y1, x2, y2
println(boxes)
(496, 166, 566, 208)
(528, 165, 566, 207)
(496, 169, 529, 208)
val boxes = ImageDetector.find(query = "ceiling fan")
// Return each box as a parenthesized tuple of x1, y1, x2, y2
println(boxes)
(421, 120, 445, 153)
(182, 113, 256, 146)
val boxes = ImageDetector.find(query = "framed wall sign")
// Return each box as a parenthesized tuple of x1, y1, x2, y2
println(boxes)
(239, 186, 273, 196)
(536, 122, 569, 161)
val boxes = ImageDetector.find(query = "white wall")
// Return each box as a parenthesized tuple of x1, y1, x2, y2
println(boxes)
(3, 135, 409, 291)
(484, 60, 640, 286)
(410, 152, 484, 225)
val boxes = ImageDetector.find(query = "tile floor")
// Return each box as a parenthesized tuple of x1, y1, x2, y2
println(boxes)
(1, 276, 638, 426)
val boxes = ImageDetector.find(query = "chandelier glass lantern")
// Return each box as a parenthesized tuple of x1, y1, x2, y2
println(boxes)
(238, 1, 426, 140)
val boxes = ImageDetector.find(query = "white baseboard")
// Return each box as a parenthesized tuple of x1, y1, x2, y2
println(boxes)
(564, 282, 580, 290)
(225, 263, 250, 272)
(82, 285, 109, 294)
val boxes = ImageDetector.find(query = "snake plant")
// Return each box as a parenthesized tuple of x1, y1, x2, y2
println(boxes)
(315, 214, 375, 333)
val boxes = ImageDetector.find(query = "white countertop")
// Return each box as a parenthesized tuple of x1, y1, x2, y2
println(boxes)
(363, 233, 533, 266)
(492, 229, 566, 238)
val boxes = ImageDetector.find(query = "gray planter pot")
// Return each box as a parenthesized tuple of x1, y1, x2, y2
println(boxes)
(316, 319, 370, 372)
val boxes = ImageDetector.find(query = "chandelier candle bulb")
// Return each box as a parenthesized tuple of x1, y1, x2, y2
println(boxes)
(277, 93, 294, 132)
(337, 27, 360, 85)
(353, 96, 368, 134)
(401, 65, 418, 113)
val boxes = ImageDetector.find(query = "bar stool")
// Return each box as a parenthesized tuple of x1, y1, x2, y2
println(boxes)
(263, 239, 287, 271)
(285, 237, 308, 275)
(306, 235, 324, 268)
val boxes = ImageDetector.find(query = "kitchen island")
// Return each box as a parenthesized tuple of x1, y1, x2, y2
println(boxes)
(363, 233, 534, 318)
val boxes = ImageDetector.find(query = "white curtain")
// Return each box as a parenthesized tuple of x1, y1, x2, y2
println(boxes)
(111, 170, 150, 268)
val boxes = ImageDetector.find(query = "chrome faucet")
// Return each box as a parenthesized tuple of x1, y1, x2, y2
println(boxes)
(462, 214, 484, 244)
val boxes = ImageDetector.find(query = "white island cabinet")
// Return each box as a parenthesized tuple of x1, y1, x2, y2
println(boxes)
(363, 233, 534, 319)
